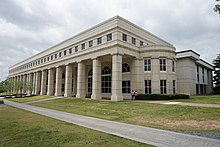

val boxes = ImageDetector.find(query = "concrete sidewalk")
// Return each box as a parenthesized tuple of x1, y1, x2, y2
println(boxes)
(4, 100, 220, 147)
(135, 100, 220, 108)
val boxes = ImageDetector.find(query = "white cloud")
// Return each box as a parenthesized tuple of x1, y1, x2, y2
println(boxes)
(0, 0, 219, 81)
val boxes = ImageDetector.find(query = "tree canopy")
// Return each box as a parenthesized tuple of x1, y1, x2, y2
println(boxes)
(214, 0, 220, 15)
(213, 54, 220, 93)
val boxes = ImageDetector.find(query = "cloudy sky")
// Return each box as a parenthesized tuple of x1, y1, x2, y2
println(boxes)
(0, 0, 219, 81)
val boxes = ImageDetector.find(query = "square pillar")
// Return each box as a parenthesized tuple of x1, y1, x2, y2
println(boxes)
(40, 70, 47, 95)
(47, 68, 55, 96)
(76, 62, 86, 98)
(91, 58, 101, 100)
(111, 54, 123, 101)
(131, 58, 144, 94)
(55, 66, 62, 96)
(64, 64, 73, 97)
(22, 74, 27, 94)
(35, 71, 41, 95)
(32, 72, 36, 95)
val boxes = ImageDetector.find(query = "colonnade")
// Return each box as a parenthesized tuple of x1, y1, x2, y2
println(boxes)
(8, 54, 138, 101)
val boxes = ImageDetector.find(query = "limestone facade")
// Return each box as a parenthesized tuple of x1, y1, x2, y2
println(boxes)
(8, 16, 213, 101)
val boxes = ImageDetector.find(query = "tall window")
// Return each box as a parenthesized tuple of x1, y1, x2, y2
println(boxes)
(202, 67, 204, 82)
(44, 58, 46, 62)
(145, 80, 152, 94)
(172, 61, 175, 72)
(122, 81, 130, 93)
(160, 80, 167, 94)
(47, 57, 49, 61)
(75, 46, 78, 52)
(69, 48, 72, 54)
(140, 41, 143, 46)
(144, 59, 151, 71)
(51, 55, 53, 60)
(89, 40, 93, 47)
(88, 68, 92, 93)
(97, 37, 102, 45)
(197, 65, 199, 82)
(81, 43, 85, 50)
(64, 50, 67, 56)
(107, 33, 112, 41)
(132, 37, 136, 45)
(102, 66, 111, 93)
(55, 54, 57, 59)
(160, 59, 166, 71)
(122, 33, 127, 41)
(122, 63, 130, 73)
(173, 80, 176, 94)
(59, 52, 62, 57)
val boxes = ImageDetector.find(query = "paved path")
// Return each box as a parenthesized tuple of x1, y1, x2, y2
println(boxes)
(4, 100, 220, 147)
(136, 100, 220, 108)
(24, 96, 64, 104)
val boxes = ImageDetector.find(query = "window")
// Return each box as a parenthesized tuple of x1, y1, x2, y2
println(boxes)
(69, 48, 72, 54)
(55, 54, 57, 59)
(140, 41, 144, 46)
(173, 80, 176, 94)
(41, 59, 43, 64)
(51, 55, 53, 60)
(202, 67, 204, 82)
(97, 37, 102, 45)
(75, 46, 78, 52)
(172, 61, 175, 72)
(38, 60, 40, 65)
(160, 59, 166, 71)
(145, 80, 152, 94)
(107, 33, 112, 41)
(122, 33, 127, 41)
(88, 69, 93, 93)
(81, 43, 85, 50)
(59, 52, 62, 57)
(89, 40, 93, 47)
(122, 81, 130, 93)
(160, 80, 167, 94)
(144, 59, 151, 71)
(47, 57, 49, 61)
(102, 66, 111, 93)
(122, 63, 130, 72)
(43, 58, 46, 62)
(197, 65, 199, 82)
(132, 37, 136, 45)
(64, 50, 66, 56)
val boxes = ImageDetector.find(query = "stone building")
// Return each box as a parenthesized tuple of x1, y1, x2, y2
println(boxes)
(8, 16, 213, 101)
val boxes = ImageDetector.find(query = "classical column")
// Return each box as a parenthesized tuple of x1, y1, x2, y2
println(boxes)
(55, 66, 62, 96)
(111, 54, 123, 101)
(32, 72, 36, 95)
(76, 62, 86, 98)
(64, 64, 73, 97)
(40, 70, 47, 95)
(35, 71, 41, 95)
(91, 58, 101, 100)
(22, 74, 26, 94)
(29, 73, 33, 94)
(131, 58, 144, 94)
(47, 68, 55, 96)
(27, 73, 31, 94)
(17, 75, 21, 93)
(72, 66, 77, 96)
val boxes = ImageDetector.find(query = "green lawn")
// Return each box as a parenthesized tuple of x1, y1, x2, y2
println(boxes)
(172, 95, 220, 104)
(7, 95, 53, 103)
(0, 105, 149, 147)
(32, 98, 220, 132)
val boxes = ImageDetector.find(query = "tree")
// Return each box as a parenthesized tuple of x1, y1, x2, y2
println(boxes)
(214, 0, 220, 15)
(213, 54, 220, 93)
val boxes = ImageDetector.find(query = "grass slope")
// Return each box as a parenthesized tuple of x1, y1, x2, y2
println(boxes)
(7, 95, 53, 103)
(32, 98, 220, 132)
(0, 105, 149, 147)
(172, 95, 220, 104)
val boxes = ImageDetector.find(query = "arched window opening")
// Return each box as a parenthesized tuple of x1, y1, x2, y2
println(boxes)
(122, 63, 130, 73)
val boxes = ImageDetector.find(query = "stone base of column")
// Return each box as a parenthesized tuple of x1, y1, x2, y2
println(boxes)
(76, 93, 85, 98)
(47, 91, 54, 96)
(91, 94, 101, 100)
(40, 91, 46, 95)
(64, 93, 72, 97)
(54, 92, 62, 97)
(111, 95, 123, 101)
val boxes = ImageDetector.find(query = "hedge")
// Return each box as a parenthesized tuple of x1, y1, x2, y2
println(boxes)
(136, 94, 189, 100)
(0, 99, 4, 104)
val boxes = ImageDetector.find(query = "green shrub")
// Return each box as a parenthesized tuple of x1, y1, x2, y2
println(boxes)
(136, 94, 189, 100)
(0, 99, 4, 104)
